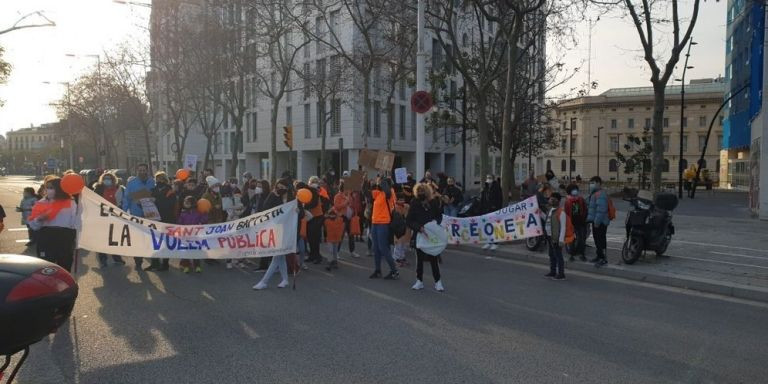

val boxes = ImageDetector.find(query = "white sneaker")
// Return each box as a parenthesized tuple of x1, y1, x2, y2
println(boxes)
(351, 252, 360, 258)
(482, 244, 491, 250)
(278, 280, 289, 288)
(252, 282, 267, 290)
(301, 264, 309, 270)
(226, 261, 233, 269)
(489, 244, 499, 251)
(411, 280, 424, 290)
(435, 280, 445, 292)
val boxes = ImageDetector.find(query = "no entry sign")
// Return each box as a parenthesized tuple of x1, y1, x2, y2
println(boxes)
(411, 91, 433, 114)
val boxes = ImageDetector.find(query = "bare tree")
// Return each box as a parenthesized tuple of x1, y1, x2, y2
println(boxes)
(593, 0, 700, 191)
(0, 11, 55, 36)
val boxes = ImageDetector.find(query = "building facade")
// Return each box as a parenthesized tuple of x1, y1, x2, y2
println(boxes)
(4, 123, 63, 172)
(542, 79, 725, 186)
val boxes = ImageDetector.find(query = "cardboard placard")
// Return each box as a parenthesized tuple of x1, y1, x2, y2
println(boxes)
(343, 170, 365, 192)
(375, 151, 395, 172)
(358, 149, 379, 169)
(130, 188, 153, 203)
(185, 154, 198, 171)
(394, 167, 408, 184)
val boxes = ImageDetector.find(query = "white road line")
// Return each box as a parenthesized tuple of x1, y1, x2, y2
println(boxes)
(14, 239, 29, 243)
(673, 240, 768, 254)
(709, 251, 768, 261)
(6, 227, 28, 232)
(606, 246, 768, 269)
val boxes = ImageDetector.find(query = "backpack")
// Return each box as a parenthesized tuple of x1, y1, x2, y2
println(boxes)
(556, 207, 575, 245)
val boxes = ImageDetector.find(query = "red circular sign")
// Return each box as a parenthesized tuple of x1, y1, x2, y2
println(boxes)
(411, 91, 433, 114)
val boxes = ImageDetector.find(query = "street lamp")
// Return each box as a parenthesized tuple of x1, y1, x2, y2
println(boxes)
(593, 126, 604, 178)
(615, 133, 623, 182)
(675, 39, 696, 198)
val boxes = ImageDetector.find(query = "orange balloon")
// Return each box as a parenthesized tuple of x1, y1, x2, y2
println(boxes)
(176, 168, 190, 181)
(297, 188, 313, 204)
(61, 173, 85, 195)
(197, 198, 212, 214)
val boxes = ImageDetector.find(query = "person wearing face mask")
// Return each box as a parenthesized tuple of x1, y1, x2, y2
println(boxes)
(545, 169, 561, 192)
(304, 176, 329, 264)
(564, 184, 588, 262)
(253, 179, 293, 289)
(122, 163, 156, 271)
(93, 172, 126, 267)
(369, 176, 399, 280)
(178, 196, 208, 273)
(17, 187, 39, 247)
(586, 176, 611, 266)
(544, 192, 568, 281)
(146, 172, 177, 272)
(442, 177, 463, 217)
(245, 180, 269, 217)
(28, 178, 81, 271)
(407, 183, 445, 291)
(201, 176, 225, 267)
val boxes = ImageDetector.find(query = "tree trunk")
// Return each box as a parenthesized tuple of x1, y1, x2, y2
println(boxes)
(270, 101, 279, 182)
(362, 70, 371, 148)
(650, 86, 666, 192)
(386, 99, 394, 151)
(476, 95, 489, 180)
(320, 97, 327, 176)
(500, 38, 517, 206)
(230, 113, 242, 179)
(203, 134, 213, 174)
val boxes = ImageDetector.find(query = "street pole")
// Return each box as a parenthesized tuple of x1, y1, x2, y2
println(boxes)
(415, 0, 426, 179)
(594, 126, 603, 178)
(568, 124, 573, 180)
(461, 87, 467, 189)
(677, 39, 696, 199)
(616, 133, 622, 183)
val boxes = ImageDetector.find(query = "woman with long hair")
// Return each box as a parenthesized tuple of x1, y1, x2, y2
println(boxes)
(93, 172, 126, 267)
(407, 183, 445, 292)
(253, 178, 293, 290)
(28, 177, 80, 272)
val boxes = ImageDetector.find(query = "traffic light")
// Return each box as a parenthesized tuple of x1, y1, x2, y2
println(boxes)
(283, 125, 293, 150)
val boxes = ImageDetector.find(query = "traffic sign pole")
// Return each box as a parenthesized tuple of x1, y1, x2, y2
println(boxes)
(416, 0, 427, 180)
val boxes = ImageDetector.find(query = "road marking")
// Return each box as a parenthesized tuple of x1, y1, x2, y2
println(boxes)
(709, 251, 768, 261)
(606, 246, 768, 269)
(14, 239, 30, 243)
(673, 240, 768, 254)
(7, 227, 28, 232)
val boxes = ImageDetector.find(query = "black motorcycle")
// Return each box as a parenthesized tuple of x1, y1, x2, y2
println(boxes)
(621, 191, 678, 264)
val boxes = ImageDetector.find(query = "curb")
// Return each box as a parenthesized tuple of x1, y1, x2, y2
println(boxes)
(455, 244, 768, 303)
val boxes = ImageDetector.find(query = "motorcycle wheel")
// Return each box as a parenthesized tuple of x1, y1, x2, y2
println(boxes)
(655, 234, 672, 257)
(621, 236, 643, 265)
(526, 236, 542, 252)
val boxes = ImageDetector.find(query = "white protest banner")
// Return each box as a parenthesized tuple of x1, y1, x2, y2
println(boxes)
(442, 196, 543, 245)
(77, 188, 297, 259)
(184, 154, 198, 171)
(394, 167, 408, 184)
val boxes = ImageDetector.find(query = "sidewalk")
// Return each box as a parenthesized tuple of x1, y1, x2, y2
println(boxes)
(457, 190, 768, 302)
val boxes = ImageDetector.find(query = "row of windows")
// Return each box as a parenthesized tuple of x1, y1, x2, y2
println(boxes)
(545, 159, 720, 174)
(562, 116, 724, 131)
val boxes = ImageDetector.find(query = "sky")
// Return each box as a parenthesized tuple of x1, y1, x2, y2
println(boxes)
(0, 0, 727, 138)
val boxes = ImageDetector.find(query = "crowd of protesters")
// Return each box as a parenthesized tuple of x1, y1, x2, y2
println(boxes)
(8, 163, 614, 290)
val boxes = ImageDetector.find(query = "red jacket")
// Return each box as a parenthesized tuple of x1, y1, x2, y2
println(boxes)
(564, 195, 587, 225)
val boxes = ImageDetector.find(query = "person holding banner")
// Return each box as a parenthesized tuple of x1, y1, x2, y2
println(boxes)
(93, 172, 125, 267)
(305, 176, 329, 265)
(442, 177, 463, 217)
(178, 196, 208, 273)
(146, 172, 176, 272)
(369, 177, 399, 280)
(253, 178, 293, 290)
(28, 178, 80, 272)
(122, 164, 155, 271)
(407, 183, 445, 291)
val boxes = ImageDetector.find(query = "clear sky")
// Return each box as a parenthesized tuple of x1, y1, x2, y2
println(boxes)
(0, 0, 727, 137)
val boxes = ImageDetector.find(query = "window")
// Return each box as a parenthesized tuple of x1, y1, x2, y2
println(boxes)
(303, 63, 310, 99)
(663, 118, 669, 128)
(570, 159, 576, 172)
(286, 106, 292, 126)
(329, 10, 340, 36)
(628, 118, 634, 129)
(373, 101, 381, 137)
(251, 112, 258, 142)
(570, 117, 576, 131)
(663, 159, 670, 172)
(609, 159, 618, 172)
(663, 136, 670, 152)
(699, 116, 707, 127)
(561, 159, 567, 172)
(561, 121, 566, 131)
(315, 17, 325, 55)
(431, 38, 443, 70)
(373, 65, 381, 94)
(560, 138, 567, 154)
(546, 160, 552, 171)
(399, 79, 406, 100)
(610, 119, 617, 129)
(304, 104, 311, 139)
(682, 135, 688, 152)
(224, 132, 230, 154)
(317, 100, 326, 137)
(330, 55, 341, 80)
(462, 33, 469, 47)
(645, 118, 651, 129)
(286, 73, 292, 102)
(432, 123, 438, 143)
(699, 135, 706, 152)
(570, 137, 576, 154)
(682, 117, 687, 128)
(399, 105, 406, 140)
(366, 103, 372, 136)
(610, 136, 619, 152)
(331, 99, 340, 135)
(717, 135, 723, 149)
(716, 159, 720, 171)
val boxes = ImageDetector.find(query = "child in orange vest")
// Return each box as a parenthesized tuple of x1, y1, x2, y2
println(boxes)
(324, 208, 345, 271)
(545, 192, 569, 281)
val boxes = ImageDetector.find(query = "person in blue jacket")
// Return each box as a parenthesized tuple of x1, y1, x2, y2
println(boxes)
(121, 163, 155, 271)
(586, 176, 611, 267)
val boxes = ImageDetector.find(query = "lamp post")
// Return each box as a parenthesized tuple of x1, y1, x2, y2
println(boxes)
(568, 122, 574, 180)
(594, 126, 604, 178)
(415, 0, 427, 180)
(675, 39, 696, 198)
(615, 133, 623, 182)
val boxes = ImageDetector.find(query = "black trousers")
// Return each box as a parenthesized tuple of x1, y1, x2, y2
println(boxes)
(592, 223, 608, 259)
(38, 226, 76, 272)
(416, 249, 441, 282)
(308, 217, 324, 261)
(548, 241, 565, 276)
(337, 216, 356, 253)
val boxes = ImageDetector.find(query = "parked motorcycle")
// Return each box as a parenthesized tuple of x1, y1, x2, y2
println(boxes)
(457, 195, 484, 218)
(621, 191, 678, 264)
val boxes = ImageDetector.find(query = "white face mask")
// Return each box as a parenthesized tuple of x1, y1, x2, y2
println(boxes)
(212, 187, 220, 193)
(46, 188, 56, 199)
(570, 190, 579, 196)
(103, 179, 113, 187)
(254, 187, 263, 194)
(310, 183, 319, 188)
(589, 183, 597, 191)
(486, 179, 493, 184)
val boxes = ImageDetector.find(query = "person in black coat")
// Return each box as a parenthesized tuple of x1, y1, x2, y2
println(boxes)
(406, 183, 445, 292)
(148, 172, 177, 271)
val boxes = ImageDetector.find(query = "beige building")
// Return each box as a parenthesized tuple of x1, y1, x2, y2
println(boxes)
(543, 79, 725, 185)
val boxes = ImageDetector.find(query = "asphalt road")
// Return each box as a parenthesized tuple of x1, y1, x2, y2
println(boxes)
(1, 175, 768, 384)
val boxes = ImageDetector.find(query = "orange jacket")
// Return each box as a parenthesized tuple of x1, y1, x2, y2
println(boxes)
(324, 214, 345, 243)
(371, 189, 395, 225)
